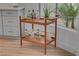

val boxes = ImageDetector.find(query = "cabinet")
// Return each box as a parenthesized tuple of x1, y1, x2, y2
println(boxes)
(0, 10, 2, 35)
(0, 7, 24, 38)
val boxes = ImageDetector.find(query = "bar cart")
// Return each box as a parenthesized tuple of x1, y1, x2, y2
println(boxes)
(19, 16, 57, 55)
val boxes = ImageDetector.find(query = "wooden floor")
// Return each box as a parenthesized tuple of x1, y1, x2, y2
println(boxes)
(0, 38, 75, 56)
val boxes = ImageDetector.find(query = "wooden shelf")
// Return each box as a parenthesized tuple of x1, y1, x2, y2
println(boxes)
(22, 36, 55, 45)
(20, 17, 56, 25)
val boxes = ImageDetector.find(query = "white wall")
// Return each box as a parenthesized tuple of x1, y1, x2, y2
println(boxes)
(57, 19, 79, 55)
(57, 27, 78, 54)
(0, 3, 13, 7)
(18, 3, 39, 17)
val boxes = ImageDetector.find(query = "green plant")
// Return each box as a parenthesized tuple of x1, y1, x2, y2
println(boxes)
(43, 6, 53, 19)
(58, 3, 79, 29)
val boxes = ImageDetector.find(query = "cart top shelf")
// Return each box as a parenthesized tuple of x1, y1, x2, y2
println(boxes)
(20, 16, 56, 25)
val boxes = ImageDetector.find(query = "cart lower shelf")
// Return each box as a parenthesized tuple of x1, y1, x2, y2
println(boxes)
(21, 36, 55, 45)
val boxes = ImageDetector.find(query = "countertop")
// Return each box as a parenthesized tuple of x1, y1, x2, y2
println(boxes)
(0, 7, 25, 10)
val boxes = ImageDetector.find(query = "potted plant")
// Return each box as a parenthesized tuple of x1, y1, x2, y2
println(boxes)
(58, 3, 79, 29)
(43, 6, 53, 19)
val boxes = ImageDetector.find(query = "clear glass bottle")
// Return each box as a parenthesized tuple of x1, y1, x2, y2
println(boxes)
(27, 10, 31, 18)
(31, 9, 36, 19)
